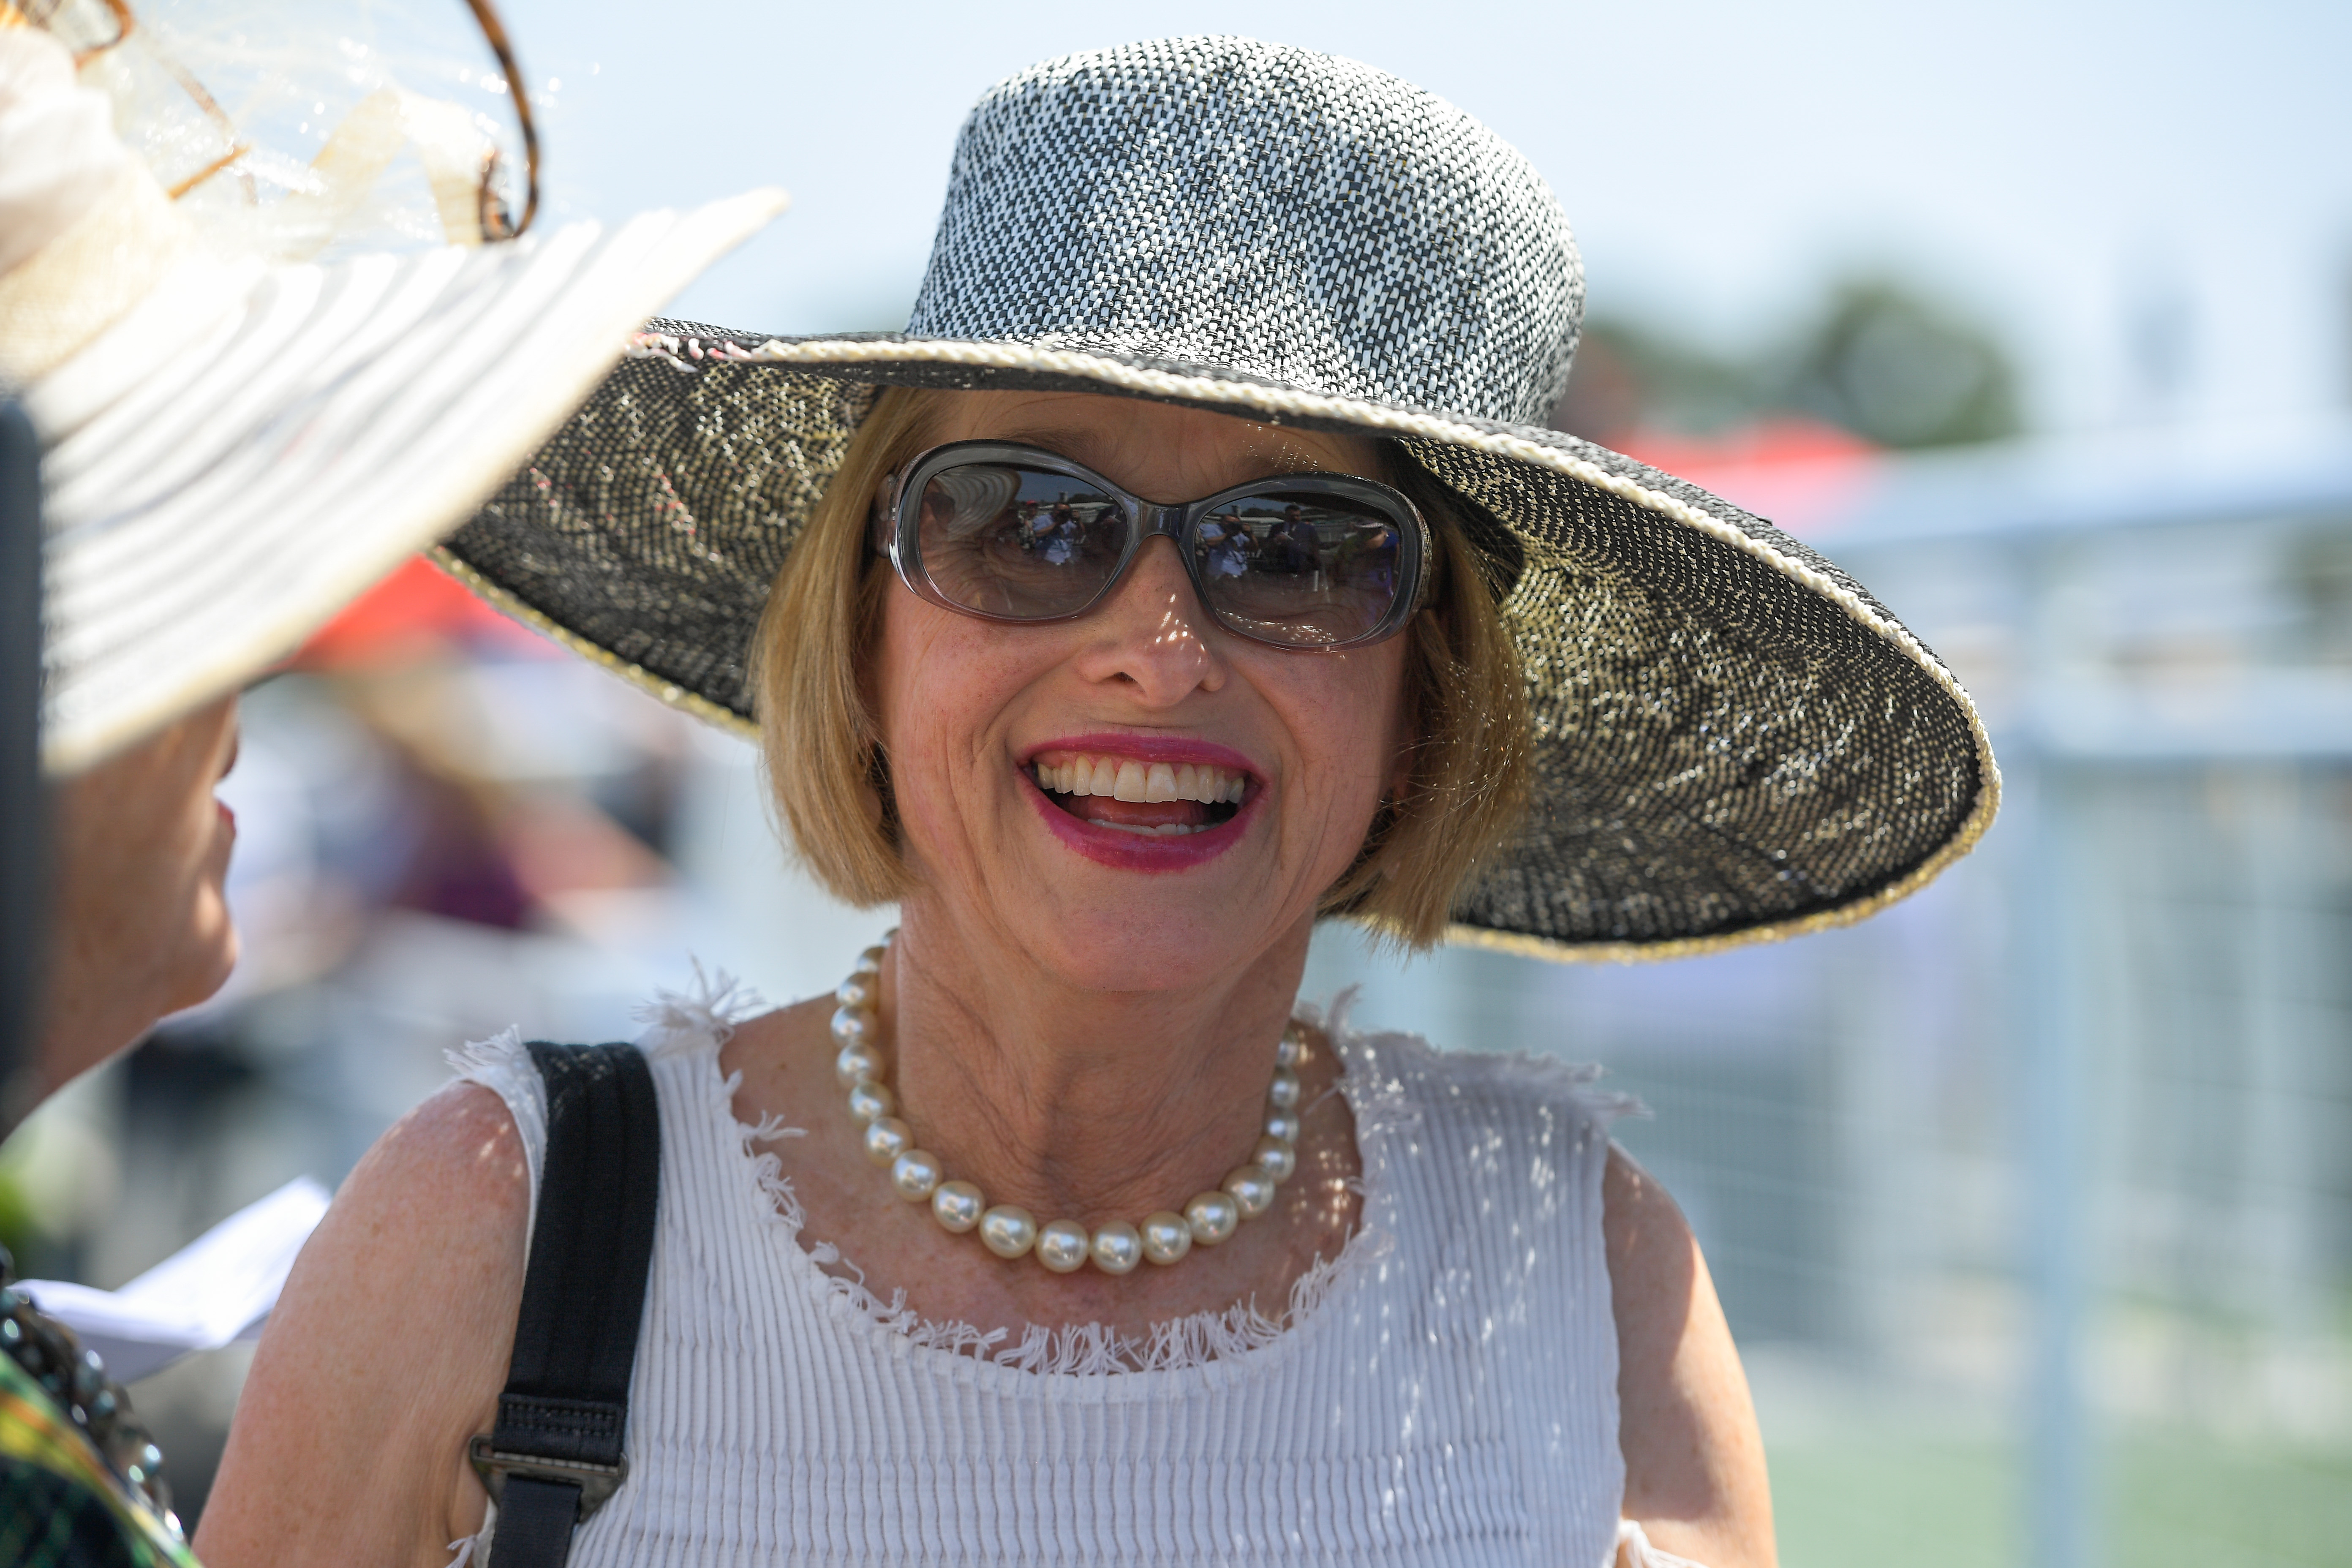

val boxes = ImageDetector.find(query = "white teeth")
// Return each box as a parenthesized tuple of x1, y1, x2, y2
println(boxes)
(1098, 820, 1204, 836)
(1034, 753, 1252, 805)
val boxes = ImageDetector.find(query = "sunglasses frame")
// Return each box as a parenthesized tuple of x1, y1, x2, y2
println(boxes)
(875, 441, 1431, 652)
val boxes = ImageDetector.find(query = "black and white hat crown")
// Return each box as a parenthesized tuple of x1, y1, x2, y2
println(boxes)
(442, 35, 2000, 962)
(908, 36, 1583, 429)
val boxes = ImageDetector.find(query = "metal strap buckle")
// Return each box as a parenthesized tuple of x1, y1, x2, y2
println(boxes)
(467, 1434, 629, 1521)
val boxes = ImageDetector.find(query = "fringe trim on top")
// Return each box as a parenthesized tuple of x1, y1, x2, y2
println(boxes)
(637, 963, 764, 1056)
(694, 992, 1402, 1377)
(723, 1060, 1013, 1361)
(444, 1025, 545, 1253)
(1318, 984, 1649, 1132)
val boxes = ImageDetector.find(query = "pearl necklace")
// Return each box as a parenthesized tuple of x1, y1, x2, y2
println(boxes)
(830, 934, 1304, 1274)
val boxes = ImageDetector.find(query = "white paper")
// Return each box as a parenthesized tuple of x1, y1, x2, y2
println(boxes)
(19, 1175, 332, 1383)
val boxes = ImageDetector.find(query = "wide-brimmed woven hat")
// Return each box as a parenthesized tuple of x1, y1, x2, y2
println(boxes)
(441, 35, 1998, 961)
(1, 22, 785, 775)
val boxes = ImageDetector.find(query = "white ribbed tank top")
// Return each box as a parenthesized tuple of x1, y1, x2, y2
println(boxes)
(454, 985, 1636, 1567)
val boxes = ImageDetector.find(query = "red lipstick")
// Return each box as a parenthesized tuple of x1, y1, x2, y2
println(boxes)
(1018, 733, 1264, 873)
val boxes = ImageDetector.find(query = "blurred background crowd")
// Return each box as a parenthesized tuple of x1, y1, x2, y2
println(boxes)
(9, 1, 2349, 1564)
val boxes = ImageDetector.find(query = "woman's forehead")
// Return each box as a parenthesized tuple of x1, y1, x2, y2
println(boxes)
(925, 390, 1379, 489)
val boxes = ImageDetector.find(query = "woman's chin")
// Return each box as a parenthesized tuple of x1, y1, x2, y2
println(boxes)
(1029, 917, 1288, 994)
(995, 847, 1309, 991)
(166, 906, 240, 1016)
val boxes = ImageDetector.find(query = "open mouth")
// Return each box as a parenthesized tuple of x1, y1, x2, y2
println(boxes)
(1028, 749, 1250, 837)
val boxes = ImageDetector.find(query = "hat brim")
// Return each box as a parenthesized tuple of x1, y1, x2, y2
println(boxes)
(441, 324, 1998, 961)
(28, 192, 787, 776)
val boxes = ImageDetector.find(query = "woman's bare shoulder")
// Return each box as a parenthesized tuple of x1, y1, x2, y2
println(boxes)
(1603, 1143, 1778, 1568)
(356, 1077, 534, 1220)
(195, 1082, 529, 1568)
(1602, 1142, 1690, 1299)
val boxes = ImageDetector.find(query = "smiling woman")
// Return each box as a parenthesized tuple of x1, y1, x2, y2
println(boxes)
(755, 385, 1531, 945)
(199, 34, 1994, 1568)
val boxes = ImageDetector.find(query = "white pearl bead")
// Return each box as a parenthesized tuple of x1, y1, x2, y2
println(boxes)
(979, 1205, 1038, 1259)
(1035, 1220, 1089, 1273)
(1091, 1221, 1143, 1275)
(1277, 1024, 1304, 1067)
(853, 945, 886, 975)
(1184, 1190, 1239, 1245)
(931, 1180, 984, 1233)
(1266, 1067, 1302, 1111)
(890, 1149, 942, 1200)
(846, 1081, 895, 1124)
(863, 1117, 912, 1166)
(834, 1041, 885, 1089)
(1140, 1211, 1192, 1265)
(1252, 1135, 1297, 1183)
(1221, 1164, 1277, 1220)
(836, 974, 878, 1010)
(1263, 1108, 1302, 1145)
(830, 1005, 875, 1045)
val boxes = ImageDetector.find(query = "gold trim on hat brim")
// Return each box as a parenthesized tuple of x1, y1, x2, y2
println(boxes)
(427, 547, 763, 740)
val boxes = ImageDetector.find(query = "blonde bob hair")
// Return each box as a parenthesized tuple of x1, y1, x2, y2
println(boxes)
(751, 387, 1531, 949)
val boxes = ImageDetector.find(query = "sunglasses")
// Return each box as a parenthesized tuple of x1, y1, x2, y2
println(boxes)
(874, 442, 1430, 651)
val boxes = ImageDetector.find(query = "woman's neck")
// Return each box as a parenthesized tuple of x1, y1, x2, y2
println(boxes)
(876, 903, 1314, 1226)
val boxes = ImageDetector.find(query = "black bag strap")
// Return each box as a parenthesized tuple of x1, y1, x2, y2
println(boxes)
(0, 400, 44, 1123)
(469, 1042, 660, 1568)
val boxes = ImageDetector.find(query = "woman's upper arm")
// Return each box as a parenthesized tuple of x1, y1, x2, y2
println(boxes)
(195, 1082, 530, 1568)
(1605, 1142, 1777, 1568)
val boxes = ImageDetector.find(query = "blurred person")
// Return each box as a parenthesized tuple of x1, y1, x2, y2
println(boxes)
(0, 8, 783, 1562)
(212, 38, 1996, 1568)
(29, 696, 242, 1119)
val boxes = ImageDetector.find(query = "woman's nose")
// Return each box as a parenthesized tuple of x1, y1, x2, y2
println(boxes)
(1068, 536, 1224, 702)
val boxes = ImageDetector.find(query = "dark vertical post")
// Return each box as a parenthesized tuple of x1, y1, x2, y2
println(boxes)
(0, 400, 43, 1124)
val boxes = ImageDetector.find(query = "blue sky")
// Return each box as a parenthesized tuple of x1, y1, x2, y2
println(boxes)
(498, 0, 2350, 435)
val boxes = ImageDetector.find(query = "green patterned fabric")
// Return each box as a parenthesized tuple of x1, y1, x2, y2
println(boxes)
(0, 1355, 198, 1568)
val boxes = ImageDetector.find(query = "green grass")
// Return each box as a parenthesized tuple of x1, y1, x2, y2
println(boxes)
(2107, 1429, 2352, 1568)
(1763, 1429, 2352, 1568)
(1768, 1435, 2015, 1568)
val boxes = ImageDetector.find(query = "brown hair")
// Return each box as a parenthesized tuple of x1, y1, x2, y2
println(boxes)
(750, 386, 1530, 947)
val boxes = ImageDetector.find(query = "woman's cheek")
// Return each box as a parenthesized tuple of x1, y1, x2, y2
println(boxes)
(882, 641, 1017, 877)
(1281, 652, 1408, 863)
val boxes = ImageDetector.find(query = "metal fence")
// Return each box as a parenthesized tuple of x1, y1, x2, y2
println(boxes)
(1312, 414, 2352, 1566)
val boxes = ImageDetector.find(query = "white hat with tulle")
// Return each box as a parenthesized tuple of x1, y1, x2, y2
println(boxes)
(0, 14, 785, 774)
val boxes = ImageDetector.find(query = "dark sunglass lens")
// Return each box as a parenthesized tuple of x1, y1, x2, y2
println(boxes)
(1191, 492, 1407, 646)
(915, 464, 1126, 619)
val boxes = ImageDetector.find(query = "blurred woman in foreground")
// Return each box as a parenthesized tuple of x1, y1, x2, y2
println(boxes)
(0, 11, 779, 1559)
